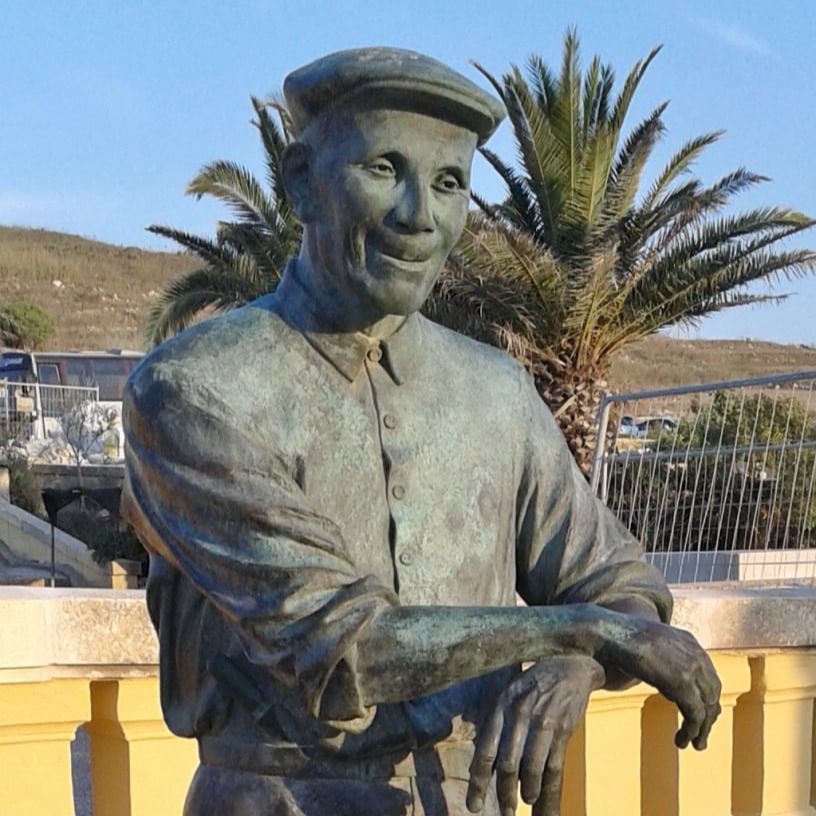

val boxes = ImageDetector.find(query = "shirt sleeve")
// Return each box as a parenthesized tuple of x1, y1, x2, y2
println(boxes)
(514, 367, 673, 624)
(121, 359, 398, 730)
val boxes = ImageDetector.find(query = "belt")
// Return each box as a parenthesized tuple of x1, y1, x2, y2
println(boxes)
(199, 736, 474, 781)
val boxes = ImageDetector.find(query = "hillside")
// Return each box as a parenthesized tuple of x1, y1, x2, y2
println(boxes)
(608, 335, 816, 393)
(2, 226, 816, 389)
(0, 226, 196, 351)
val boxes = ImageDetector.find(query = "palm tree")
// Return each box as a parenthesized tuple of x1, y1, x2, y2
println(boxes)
(426, 29, 816, 472)
(146, 97, 301, 345)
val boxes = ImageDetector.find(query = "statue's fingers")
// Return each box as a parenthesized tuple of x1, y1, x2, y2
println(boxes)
(467, 708, 504, 813)
(690, 652, 721, 750)
(495, 714, 529, 816)
(531, 736, 567, 816)
(519, 723, 554, 804)
(692, 700, 722, 751)
(699, 658, 723, 708)
(674, 695, 706, 750)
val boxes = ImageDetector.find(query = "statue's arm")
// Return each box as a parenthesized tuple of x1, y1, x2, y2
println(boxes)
(349, 602, 701, 707)
(509, 367, 675, 688)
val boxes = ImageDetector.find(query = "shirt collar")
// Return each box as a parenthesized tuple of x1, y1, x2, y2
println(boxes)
(265, 261, 422, 385)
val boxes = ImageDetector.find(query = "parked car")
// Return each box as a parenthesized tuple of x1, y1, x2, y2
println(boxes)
(635, 416, 679, 438)
(617, 415, 638, 437)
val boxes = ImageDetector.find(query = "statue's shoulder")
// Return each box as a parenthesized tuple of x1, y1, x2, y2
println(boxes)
(420, 316, 527, 385)
(127, 302, 290, 403)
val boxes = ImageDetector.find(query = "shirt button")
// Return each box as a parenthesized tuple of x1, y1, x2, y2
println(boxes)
(383, 414, 397, 429)
(367, 347, 383, 362)
(392, 484, 406, 500)
(399, 552, 414, 566)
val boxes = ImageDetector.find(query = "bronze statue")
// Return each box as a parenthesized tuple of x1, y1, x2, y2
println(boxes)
(123, 47, 721, 816)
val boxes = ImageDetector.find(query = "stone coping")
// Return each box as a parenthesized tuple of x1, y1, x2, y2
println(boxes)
(671, 583, 816, 650)
(0, 584, 814, 682)
(0, 587, 157, 682)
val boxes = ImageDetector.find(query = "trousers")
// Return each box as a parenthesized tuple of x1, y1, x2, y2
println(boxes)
(183, 764, 501, 816)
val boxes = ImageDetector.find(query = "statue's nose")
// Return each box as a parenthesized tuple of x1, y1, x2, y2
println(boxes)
(393, 179, 435, 233)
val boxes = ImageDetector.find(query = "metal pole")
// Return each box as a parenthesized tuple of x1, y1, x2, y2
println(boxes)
(50, 520, 55, 588)
(590, 395, 613, 496)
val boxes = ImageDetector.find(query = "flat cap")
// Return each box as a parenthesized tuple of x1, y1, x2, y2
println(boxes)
(283, 47, 505, 145)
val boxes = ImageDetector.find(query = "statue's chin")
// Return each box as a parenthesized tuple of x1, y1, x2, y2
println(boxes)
(368, 279, 435, 318)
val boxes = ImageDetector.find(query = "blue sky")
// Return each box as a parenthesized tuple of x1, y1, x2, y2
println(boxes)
(2, 0, 815, 344)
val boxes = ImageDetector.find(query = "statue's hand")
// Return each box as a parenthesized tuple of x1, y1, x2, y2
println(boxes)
(604, 619, 722, 751)
(466, 655, 604, 816)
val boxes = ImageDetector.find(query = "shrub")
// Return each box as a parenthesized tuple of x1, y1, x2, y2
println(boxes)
(85, 525, 147, 569)
(5, 455, 44, 517)
(0, 301, 55, 350)
(53, 501, 148, 572)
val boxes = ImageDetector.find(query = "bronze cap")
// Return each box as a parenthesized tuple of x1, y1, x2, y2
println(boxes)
(283, 47, 505, 145)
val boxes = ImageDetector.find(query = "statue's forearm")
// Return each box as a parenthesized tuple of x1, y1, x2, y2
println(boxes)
(355, 603, 623, 705)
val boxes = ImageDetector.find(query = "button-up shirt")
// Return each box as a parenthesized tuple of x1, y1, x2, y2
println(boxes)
(122, 265, 671, 784)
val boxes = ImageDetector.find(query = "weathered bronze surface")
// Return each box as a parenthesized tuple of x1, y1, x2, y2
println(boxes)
(123, 47, 721, 816)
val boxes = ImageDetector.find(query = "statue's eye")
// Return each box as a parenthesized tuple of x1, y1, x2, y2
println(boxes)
(366, 159, 396, 177)
(435, 172, 464, 193)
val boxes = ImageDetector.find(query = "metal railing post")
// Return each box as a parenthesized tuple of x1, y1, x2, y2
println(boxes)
(590, 394, 613, 499)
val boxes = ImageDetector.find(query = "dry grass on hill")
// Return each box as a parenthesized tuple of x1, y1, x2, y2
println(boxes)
(2, 226, 816, 391)
(609, 334, 816, 394)
(0, 226, 196, 351)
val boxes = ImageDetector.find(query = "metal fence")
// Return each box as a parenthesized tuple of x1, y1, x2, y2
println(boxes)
(0, 380, 100, 443)
(590, 370, 816, 584)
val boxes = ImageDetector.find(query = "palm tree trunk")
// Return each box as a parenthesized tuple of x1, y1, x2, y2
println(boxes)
(535, 364, 609, 477)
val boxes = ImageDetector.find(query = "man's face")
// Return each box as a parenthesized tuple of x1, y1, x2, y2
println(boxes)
(303, 107, 477, 318)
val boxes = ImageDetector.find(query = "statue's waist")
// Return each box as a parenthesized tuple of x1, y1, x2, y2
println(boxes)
(198, 735, 474, 781)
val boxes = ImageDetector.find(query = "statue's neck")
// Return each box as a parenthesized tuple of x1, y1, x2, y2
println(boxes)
(292, 251, 408, 341)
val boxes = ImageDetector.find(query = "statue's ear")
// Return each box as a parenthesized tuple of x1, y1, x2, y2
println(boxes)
(282, 142, 318, 223)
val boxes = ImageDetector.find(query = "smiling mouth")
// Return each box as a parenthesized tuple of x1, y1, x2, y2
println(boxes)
(378, 250, 431, 265)
(368, 239, 435, 264)
(365, 231, 436, 264)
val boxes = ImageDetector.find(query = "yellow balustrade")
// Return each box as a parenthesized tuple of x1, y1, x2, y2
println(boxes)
(1, 587, 816, 815)
(732, 653, 816, 816)
(0, 679, 90, 816)
(86, 678, 198, 816)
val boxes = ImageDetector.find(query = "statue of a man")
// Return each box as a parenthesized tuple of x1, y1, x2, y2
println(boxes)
(123, 48, 720, 816)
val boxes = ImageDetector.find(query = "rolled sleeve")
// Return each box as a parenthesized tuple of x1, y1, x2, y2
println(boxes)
(514, 369, 672, 624)
(122, 360, 397, 727)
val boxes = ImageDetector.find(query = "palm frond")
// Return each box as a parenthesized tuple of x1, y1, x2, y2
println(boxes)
(145, 264, 272, 346)
(186, 160, 274, 226)
(475, 63, 566, 243)
(551, 26, 582, 192)
(609, 45, 662, 134)
(147, 225, 241, 270)
(479, 147, 545, 238)
(526, 54, 558, 115)
(605, 102, 668, 218)
(251, 96, 293, 206)
(641, 132, 724, 209)
(146, 96, 301, 344)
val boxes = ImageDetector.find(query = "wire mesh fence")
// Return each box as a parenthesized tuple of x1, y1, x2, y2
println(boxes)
(0, 380, 100, 443)
(590, 370, 816, 584)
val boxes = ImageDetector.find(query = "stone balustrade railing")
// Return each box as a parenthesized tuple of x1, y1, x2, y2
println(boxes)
(0, 585, 814, 816)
